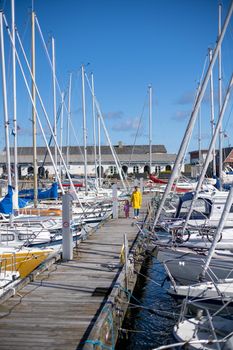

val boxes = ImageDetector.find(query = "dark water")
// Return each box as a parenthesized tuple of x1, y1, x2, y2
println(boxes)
(116, 255, 179, 350)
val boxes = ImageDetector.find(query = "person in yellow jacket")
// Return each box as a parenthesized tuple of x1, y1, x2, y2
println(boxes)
(131, 186, 142, 219)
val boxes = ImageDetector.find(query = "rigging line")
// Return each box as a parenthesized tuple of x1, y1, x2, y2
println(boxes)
(127, 92, 148, 169)
(223, 98, 233, 132)
(173, 52, 209, 191)
(35, 15, 82, 117)
(5, 17, 84, 210)
(41, 90, 67, 168)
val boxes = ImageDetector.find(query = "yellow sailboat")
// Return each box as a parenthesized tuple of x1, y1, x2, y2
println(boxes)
(0, 247, 54, 278)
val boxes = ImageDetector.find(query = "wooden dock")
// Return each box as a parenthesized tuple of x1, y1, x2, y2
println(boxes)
(0, 194, 153, 350)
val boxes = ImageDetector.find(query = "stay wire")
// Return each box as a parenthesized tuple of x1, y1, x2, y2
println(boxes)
(127, 92, 148, 169)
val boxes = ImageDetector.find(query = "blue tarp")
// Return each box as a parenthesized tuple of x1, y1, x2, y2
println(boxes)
(0, 185, 28, 214)
(19, 182, 58, 200)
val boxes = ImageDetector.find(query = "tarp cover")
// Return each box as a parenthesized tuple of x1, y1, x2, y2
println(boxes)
(19, 182, 58, 200)
(0, 186, 28, 214)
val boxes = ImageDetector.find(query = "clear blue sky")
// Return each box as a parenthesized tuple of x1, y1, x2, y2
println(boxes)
(1, 0, 233, 157)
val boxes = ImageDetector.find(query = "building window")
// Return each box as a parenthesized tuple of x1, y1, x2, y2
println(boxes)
(109, 166, 117, 175)
(133, 165, 139, 174)
(155, 166, 161, 174)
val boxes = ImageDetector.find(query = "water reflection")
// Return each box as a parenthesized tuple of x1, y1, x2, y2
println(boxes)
(116, 255, 179, 350)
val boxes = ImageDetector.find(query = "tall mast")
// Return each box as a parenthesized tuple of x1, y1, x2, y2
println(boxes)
(153, 0, 233, 227)
(209, 48, 216, 177)
(60, 92, 64, 178)
(52, 37, 57, 180)
(198, 107, 202, 175)
(98, 113, 102, 187)
(0, 12, 12, 186)
(201, 186, 233, 278)
(148, 84, 152, 173)
(81, 65, 88, 195)
(31, 10, 37, 206)
(91, 73, 97, 182)
(66, 73, 72, 169)
(11, 0, 17, 190)
(218, 3, 223, 189)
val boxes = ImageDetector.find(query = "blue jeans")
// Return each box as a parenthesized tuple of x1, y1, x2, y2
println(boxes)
(134, 209, 139, 217)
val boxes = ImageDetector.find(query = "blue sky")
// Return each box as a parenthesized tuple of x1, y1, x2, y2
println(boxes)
(1, 0, 233, 157)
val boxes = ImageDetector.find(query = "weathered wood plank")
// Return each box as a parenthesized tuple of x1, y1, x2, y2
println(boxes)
(0, 194, 152, 350)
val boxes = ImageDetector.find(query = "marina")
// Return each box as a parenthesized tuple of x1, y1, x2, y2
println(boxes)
(1, 0, 233, 349)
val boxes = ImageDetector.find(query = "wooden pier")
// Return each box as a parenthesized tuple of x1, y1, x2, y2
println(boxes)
(0, 194, 154, 350)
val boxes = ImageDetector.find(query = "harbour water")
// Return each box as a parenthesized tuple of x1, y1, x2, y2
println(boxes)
(116, 254, 179, 350)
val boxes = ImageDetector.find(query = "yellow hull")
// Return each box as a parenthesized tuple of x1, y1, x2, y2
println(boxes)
(0, 249, 54, 278)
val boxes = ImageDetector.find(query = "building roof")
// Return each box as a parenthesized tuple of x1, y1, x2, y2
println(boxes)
(0, 144, 176, 166)
(7, 144, 167, 156)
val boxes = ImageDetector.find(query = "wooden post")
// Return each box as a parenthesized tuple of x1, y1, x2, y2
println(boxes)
(112, 184, 118, 219)
(62, 193, 73, 260)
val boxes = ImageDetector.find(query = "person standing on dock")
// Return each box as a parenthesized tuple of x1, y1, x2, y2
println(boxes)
(131, 186, 142, 219)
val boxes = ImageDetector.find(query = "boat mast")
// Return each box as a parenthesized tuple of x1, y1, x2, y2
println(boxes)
(0, 12, 12, 186)
(209, 48, 216, 177)
(52, 37, 57, 181)
(60, 91, 64, 179)
(153, 0, 233, 227)
(98, 112, 102, 187)
(81, 65, 88, 195)
(182, 69, 233, 232)
(200, 186, 233, 279)
(31, 9, 37, 207)
(11, 0, 17, 191)
(91, 73, 98, 183)
(218, 3, 223, 189)
(149, 84, 152, 173)
(66, 73, 72, 170)
(198, 108, 202, 175)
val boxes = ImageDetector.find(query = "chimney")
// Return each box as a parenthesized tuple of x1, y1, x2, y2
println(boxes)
(118, 141, 123, 148)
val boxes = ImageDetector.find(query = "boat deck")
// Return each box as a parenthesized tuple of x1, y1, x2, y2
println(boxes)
(0, 194, 153, 350)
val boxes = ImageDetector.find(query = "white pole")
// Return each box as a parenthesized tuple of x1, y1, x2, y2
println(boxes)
(98, 113, 102, 187)
(201, 186, 233, 278)
(218, 3, 223, 189)
(81, 65, 88, 195)
(153, 0, 233, 227)
(5, 18, 84, 209)
(112, 184, 118, 219)
(91, 73, 98, 182)
(209, 48, 216, 177)
(60, 92, 64, 178)
(140, 177, 144, 194)
(0, 12, 12, 186)
(31, 10, 37, 207)
(85, 74, 127, 190)
(183, 70, 233, 231)
(198, 107, 202, 175)
(52, 37, 57, 180)
(149, 84, 152, 173)
(11, 0, 17, 190)
(67, 73, 72, 169)
(62, 193, 73, 261)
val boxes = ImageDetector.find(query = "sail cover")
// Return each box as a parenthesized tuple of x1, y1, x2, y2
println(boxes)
(18, 182, 58, 200)
(0, 185, 28, 214)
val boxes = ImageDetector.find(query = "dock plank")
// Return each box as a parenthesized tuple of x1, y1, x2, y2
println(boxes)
(0, 194, 152, 349)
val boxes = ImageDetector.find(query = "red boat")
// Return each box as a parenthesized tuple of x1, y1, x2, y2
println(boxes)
(149, 174, 195, 193)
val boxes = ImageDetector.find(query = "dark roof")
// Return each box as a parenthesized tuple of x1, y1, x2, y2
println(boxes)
(9, 144, 167, 156)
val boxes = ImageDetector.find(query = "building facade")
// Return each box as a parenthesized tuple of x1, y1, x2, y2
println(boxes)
(0, 143, 177, 179)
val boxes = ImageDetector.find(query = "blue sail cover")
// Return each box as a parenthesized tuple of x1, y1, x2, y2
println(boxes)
(19, 182, 58, 200)
(0, 185, 28, 214)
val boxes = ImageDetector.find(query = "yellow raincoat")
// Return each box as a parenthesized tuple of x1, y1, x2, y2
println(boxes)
(131, 190, 142, 209)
